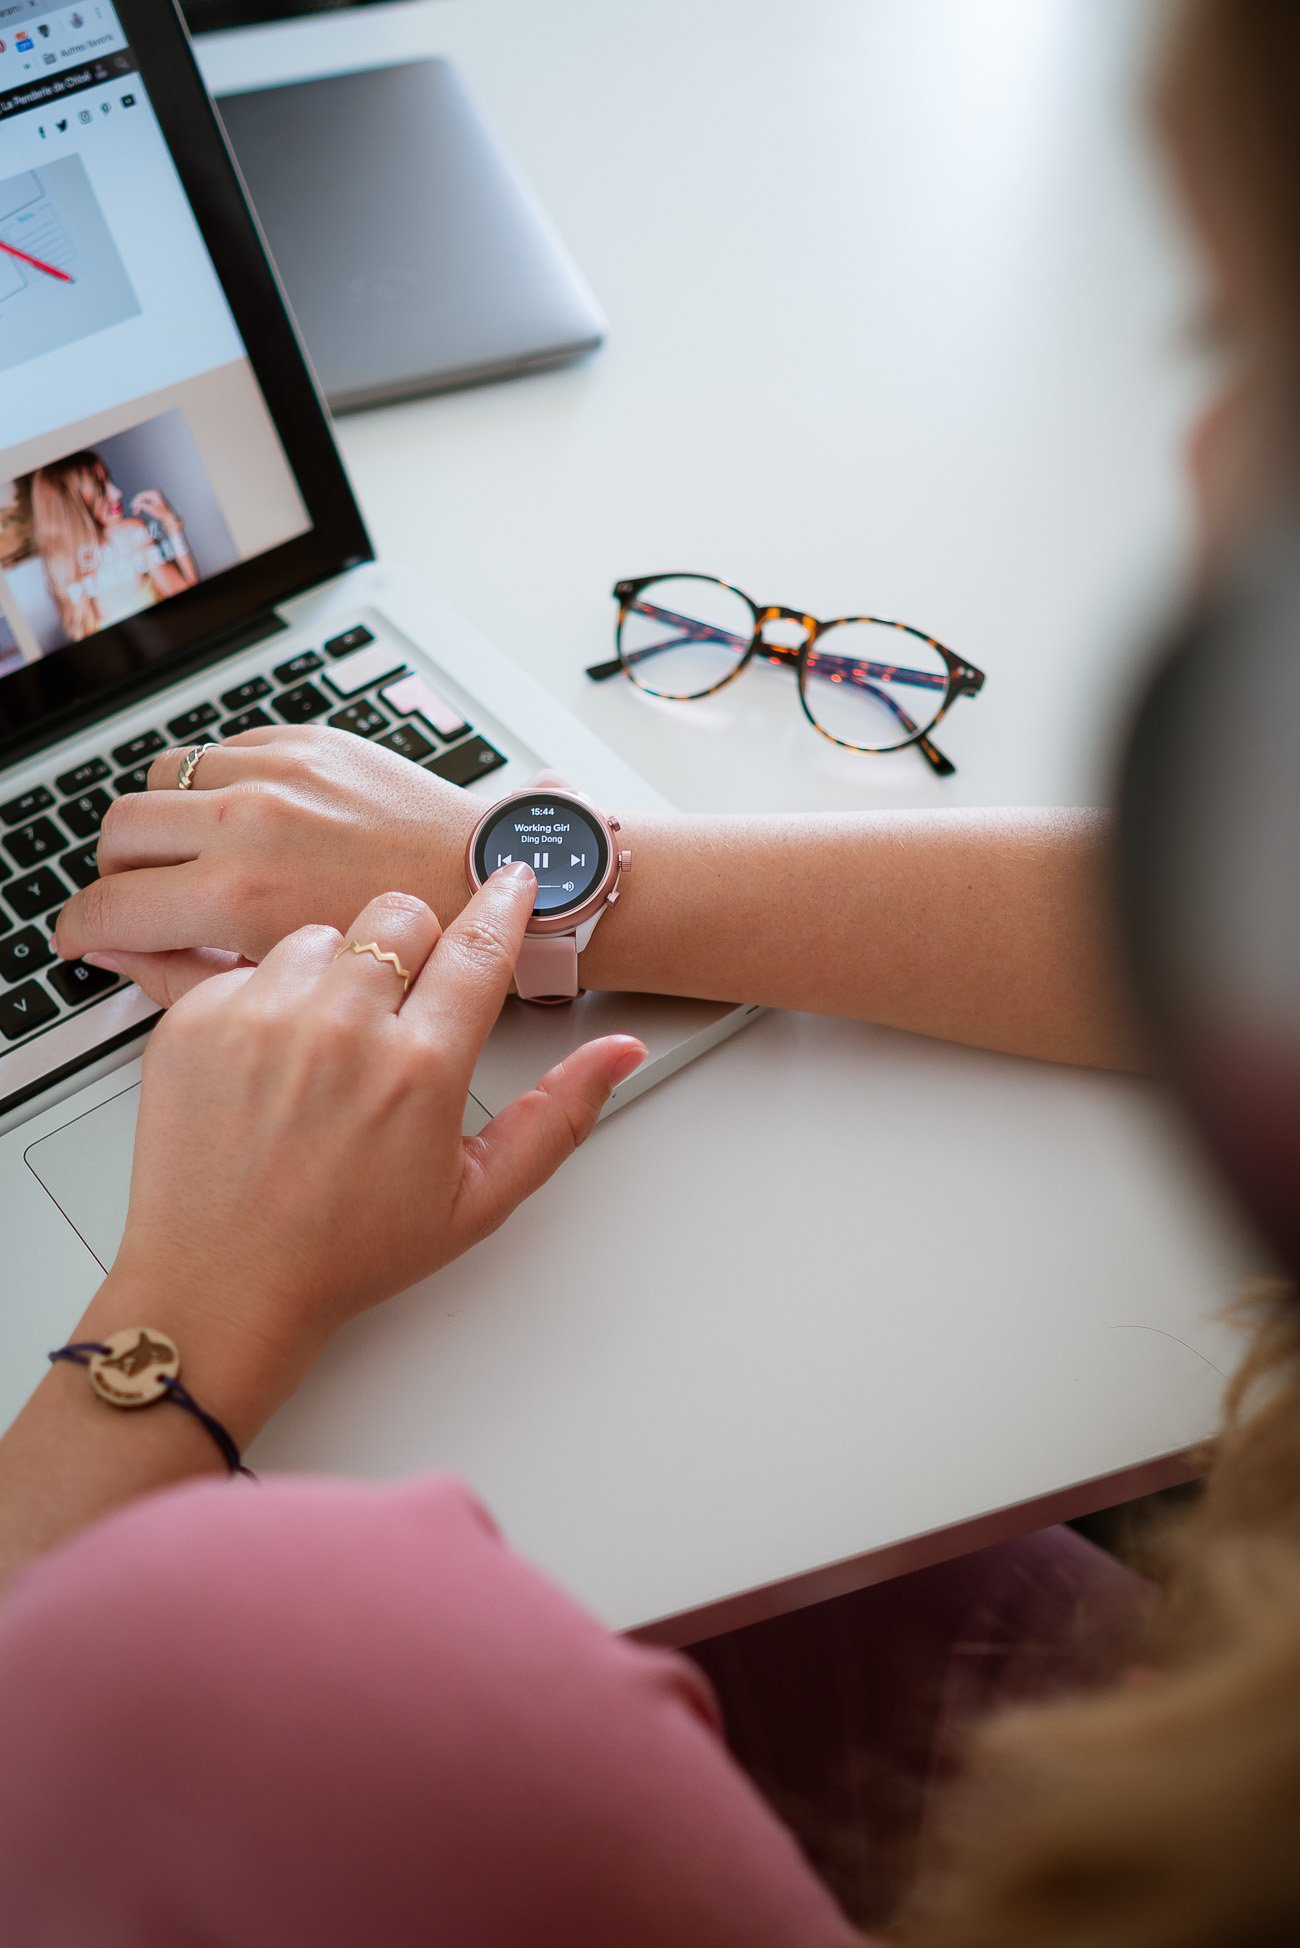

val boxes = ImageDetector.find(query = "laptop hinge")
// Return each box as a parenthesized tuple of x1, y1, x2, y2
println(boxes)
(0, 610, 289, 773)
(172, 608, 290, 673)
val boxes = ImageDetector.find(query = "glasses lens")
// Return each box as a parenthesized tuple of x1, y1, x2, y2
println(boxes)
(801, 620, 950, 751)
(618, 577, 753, 698)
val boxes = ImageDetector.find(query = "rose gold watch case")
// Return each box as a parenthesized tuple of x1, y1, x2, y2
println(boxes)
(465, 787, 626, 936)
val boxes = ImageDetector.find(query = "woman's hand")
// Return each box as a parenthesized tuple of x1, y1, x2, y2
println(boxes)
(99, 868, 645, 1439)
(129, 487, 183, 535)
(0, 869, 643, 1591)
(54, 726, 481, 1005)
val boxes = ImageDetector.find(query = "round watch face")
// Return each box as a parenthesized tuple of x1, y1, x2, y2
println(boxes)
(472, 794, 611, 918)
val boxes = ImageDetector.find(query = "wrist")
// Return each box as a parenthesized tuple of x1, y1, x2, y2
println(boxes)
(574, 808, 657, 990)
(415, 781, 479, 929)
(78, 1262, 313, 1451)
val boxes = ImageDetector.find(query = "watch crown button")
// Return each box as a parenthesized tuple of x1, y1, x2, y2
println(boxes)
(619, 849, 632, 871)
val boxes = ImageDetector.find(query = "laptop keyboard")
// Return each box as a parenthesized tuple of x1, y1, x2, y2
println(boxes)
(0, 623, 506, 1052)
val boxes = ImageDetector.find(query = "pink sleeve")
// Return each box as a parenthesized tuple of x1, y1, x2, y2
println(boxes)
(0, 1474, 862, 1947)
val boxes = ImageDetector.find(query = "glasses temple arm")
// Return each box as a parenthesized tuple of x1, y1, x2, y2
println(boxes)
(645, 603, 951, 691)
(629, 600, 751, 653)
(846, 673, 956, 777)
(785, 647, 956, 775)
(616, 603, 955, 692)
(800, 645, 948, 693)
(587, 623, 737, 683)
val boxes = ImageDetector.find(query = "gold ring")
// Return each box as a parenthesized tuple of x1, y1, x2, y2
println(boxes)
(333, 940, 413, 994)
(176, 744, 211, 791)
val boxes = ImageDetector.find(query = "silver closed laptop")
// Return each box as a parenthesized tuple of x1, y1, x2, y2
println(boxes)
(215, 58, 608, 412)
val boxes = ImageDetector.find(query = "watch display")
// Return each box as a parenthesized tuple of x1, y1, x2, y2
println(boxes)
(471, 794, 611, 916)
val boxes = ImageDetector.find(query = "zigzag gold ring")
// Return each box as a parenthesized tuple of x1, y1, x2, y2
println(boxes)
(332, 940, 413, 994)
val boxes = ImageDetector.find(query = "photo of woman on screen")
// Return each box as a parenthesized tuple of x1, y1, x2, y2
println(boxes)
(30, 449, 198, 641)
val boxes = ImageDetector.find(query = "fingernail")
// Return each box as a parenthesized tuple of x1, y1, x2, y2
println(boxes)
(609, 1042, 647, 1087)
(496, 861, 536, 886)
(82, 952, 125, 972)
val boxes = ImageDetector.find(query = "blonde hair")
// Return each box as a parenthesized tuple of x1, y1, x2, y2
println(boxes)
(894, 8, 1300, 1936)
(902, 1292, 1300, 1947)
(29, 452, 111, 641)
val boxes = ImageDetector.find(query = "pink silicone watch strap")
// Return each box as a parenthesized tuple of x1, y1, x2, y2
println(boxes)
(514, 935, 580, 1004)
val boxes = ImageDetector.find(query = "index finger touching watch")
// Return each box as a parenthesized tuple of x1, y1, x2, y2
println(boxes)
(465, 784, 630, 1004)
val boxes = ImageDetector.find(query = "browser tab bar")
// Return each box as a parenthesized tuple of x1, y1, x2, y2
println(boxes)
(0, 3, 127, 96)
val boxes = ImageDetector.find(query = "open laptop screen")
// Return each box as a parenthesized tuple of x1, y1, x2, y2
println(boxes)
(0, 0, 369, 755)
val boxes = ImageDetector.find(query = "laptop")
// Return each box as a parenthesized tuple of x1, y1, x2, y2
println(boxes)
(213, 57, 608, 413)
(0, 0, 758, 1312)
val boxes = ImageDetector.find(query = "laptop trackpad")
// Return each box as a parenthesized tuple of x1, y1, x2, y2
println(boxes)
(25, 1084, 141, 1273)
(23, 1079, 495, 1275)
(24, 991, 741, 1271)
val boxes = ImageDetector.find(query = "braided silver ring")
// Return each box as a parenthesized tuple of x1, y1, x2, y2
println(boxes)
(176, 744, 211, 791)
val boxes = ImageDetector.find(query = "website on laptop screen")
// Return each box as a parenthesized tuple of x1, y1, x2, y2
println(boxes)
(0, 0, 310, 686)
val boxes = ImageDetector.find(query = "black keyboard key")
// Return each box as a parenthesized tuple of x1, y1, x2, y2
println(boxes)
(59, 789, 113, 841)
(0, 785, 54, 828)
(221, 707, 274, 737)
(48, 959, 120, 1008)
(328, 701, 389, 739)
(112, 765, 151, 796)
(6, 866, 70, 920)
(4, 818, 64, 870)
(221, 675, 271, 712)
(424, 737, 507, 787)
(60, 843, 101, 891)
(324, 624, 374, 659)
(0, 854, 9, 883)
(378, 724, 436, 764)
(167, 701, 220, 741)
(0, 926, 54, 982)
(111, 729, 166, 768)
(0, 979, 59, 1042)
(274, 649, 323, 684)
(273, 682, 331, 725)
(55, 757, 110, 795)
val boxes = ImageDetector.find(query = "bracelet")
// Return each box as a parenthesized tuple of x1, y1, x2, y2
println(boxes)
(49, 1328, 256, 1480)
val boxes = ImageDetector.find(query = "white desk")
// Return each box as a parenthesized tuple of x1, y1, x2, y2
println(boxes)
(194, 1, 1258, 1641)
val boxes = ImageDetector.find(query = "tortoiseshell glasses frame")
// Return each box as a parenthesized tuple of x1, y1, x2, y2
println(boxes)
(586, 572, 986, 777)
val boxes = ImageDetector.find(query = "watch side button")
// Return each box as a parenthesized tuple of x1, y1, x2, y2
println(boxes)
(606, 888, 620, 905)
(619, 849, 632, 871)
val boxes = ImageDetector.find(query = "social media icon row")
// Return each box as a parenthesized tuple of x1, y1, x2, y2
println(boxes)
(37, 94, 136, 138)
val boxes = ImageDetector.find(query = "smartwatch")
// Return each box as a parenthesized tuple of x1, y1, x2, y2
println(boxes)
(465, 787, 631, 1004)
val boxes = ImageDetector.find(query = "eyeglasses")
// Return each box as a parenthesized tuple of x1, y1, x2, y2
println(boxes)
(586, 572, 985, 776)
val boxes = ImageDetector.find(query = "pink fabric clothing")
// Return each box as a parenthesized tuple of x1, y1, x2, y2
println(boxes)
(0, 1474, 861, 1947)
(0, 1477, 1146, 1944)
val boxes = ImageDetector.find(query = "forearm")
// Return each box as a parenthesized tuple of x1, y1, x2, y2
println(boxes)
(0, 1269, 301, 1600)
(579, 806, 1143, 1071)
(65, 742, 1141, 1071)
(151, 560, 195, 599)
